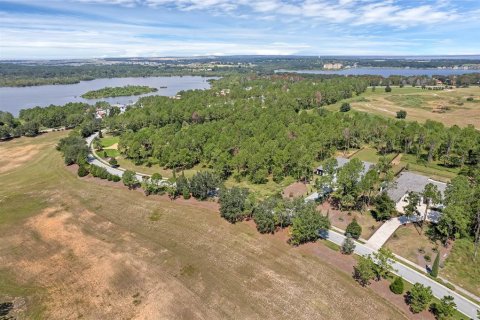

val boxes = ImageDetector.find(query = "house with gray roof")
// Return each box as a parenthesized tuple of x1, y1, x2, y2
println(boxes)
(315, 157, 375, 177)
(386, 171, 447, 223)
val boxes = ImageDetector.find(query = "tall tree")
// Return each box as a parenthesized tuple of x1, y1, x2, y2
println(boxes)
(421, 183, 442, 228)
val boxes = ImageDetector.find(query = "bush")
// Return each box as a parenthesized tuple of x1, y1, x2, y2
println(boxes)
(390, 276, 404, 294)
(345, 218, 362, 239)
(77, 165, 89, 177)
(385, 85, 392, 92)
(396, 110, 407, 119)
(341, 234, 356, 254)
(340, 102, 351, 112)
(112, 175, 121, 182)
(109, 157, 118, 166)
(182, 187, 191, 199)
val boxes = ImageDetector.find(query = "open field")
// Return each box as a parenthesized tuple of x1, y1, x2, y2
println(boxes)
(442, 238, 480, 297)
(327, 86, 480, 128)
(0, 132, 407, 319)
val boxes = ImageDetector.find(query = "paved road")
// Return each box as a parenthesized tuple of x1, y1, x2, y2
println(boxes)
(85, 132, 479, 319)
(324, 229, 479, 319)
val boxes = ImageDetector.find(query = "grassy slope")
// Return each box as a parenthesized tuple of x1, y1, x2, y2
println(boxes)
(0, 132, 406, 320)
(325, 86, 480, 128)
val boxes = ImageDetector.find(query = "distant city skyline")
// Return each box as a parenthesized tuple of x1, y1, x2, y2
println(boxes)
(1, 0, 479, 59)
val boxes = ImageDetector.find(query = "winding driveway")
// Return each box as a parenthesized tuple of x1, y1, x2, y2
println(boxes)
(85, 132, 479, 319)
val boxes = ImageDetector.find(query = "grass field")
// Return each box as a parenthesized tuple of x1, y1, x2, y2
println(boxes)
(351, 147, 397, 163)
(326, 86, 480, 128)
(0, 132, 407, 319)
(442, 238, 480, 297)
(400, 154, 459, 182)
(385, 224, 479, 298)
(99, 135, 119, 148)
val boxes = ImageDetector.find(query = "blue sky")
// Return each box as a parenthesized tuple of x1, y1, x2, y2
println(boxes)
(0, 0, 479, 59)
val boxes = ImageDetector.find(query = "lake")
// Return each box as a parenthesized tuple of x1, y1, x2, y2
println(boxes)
(276, 68, 480, 77)
(0, 76, 217, 116)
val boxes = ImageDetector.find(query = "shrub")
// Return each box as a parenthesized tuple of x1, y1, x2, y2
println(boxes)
(182, 187, 191, 199)
(341, 233, 356, 254)
(77, 165, 89, 177)
(345, 218, 362, 239)
(390, 276, 404, 294)
(396, 110, 407, 119)
(340, 102, 351, 112)
(109, 157, 118, 166)
(407, 283, 433, 313)
(385, 85, 392, 92)
(112, 175, 121, 182)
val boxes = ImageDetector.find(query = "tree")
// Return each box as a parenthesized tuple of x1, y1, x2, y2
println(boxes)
(340, 102, 351, 112)
(290, 204, 330, 245)
(77, 165, 89, 177)
(345, 218, 362, 239)
(253, 202, 276, 234)
(385, 85, 392, 92)
(422, 183, 441, 228)
(396, 110, 407, 119)
(190, 171, 219, 200)
(431, 296, 456, 320)
(109, 157, 118, 166)
(219, 187, 249, 223)
(431, 251, 440, 277)
(407, 283, 433, 313)
(404, 191, 420, 221)
(373, 192, 395, 221)
(353, 255, 375, 286)
(122, 170, 139, 189)
(341, 233, 356, 254)
(390, 276, 404, 294)
(372, 248, 395, 280)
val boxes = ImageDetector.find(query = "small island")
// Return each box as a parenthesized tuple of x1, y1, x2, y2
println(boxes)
(81, 85, 158, 99)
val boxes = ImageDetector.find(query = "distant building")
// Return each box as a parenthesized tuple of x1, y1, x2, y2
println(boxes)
(323, 63, 343, 70)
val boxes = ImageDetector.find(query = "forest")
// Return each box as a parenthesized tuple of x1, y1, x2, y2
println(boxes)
(81, 85, 158, 99)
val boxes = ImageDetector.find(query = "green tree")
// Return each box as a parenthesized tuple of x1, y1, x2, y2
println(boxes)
(340, 102, 351, 112)
(396, 110, 407, 119)
(404, 191, 420, 220)
(253, 202, 276, 234)
(190, 171, 219, 200)
(407, 283, 433, 313)
(353, 255, 375, 286)
(290, 204, 330, 245)
(341, 233, 356, 254)
(219, 187, 249, 223)
(422, 183, 442, 228)
(345, 218, 362, 239)
(431, 296, 456, 320)
(122, 170, 139, 189)
(390, 276, 404, 294)
(77, 165, 89, 177)
(385, 85, 392, 92)
(431, 251, 440, 277)
(373, 192, 395, 221)
(372, 248, 396, 280)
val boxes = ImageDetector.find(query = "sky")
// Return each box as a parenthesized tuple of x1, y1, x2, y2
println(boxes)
(0, 0, 479, 59)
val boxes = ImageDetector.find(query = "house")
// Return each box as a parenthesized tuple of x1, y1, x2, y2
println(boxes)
(323, 63, 343, 70)
(314, 157, 374, 177)
(386, 171, 447, 223)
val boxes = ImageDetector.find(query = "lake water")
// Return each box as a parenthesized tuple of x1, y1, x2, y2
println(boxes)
(276, 68, 480, 77)
(0, 76, 217, 116)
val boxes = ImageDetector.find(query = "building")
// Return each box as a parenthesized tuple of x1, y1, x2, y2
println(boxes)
(386, 171, 447, 223)
(315, 157, 374, 178)
(323, 63, 343, 70)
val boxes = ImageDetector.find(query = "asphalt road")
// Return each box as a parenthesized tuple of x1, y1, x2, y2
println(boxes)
(325, 229, 479, 319)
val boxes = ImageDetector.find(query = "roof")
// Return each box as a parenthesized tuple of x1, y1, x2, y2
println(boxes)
(387, 171, 447, 203)
(316, 157, 374, 177)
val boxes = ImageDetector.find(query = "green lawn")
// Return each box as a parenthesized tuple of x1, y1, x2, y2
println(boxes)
(224, 175, 296, 200)
(351, 147, 396, 163)
(442, 238, 480, 297)
(100, 135, 119, 148)
(401, 154, 459, 182)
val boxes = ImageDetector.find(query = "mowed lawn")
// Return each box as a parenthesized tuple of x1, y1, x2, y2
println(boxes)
(0, 132, 406, 320)
(326, 86, 480, 128)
